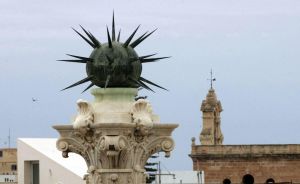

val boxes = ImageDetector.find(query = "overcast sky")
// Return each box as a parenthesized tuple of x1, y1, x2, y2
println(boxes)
(1, 0, 300, 170)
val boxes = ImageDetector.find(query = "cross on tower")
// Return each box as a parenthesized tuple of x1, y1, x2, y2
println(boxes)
(208, 69, 216, 89)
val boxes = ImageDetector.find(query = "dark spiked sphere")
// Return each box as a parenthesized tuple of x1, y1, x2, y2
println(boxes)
(59, 13, 170, 93)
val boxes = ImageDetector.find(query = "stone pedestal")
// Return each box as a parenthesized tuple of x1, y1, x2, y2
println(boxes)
(53, 88, 178, 184)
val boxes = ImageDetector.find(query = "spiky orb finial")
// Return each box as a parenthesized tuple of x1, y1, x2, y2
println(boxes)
(59, 13, 169, 93)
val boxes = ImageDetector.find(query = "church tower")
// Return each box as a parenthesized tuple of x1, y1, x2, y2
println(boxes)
(191, 73, 300, 184)
(199, 87, 223, 145)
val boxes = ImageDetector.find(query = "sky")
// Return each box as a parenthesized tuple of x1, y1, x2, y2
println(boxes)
(1, 0, 300, 170)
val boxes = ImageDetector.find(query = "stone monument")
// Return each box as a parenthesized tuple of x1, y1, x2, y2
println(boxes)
(53, 14, 178, 184)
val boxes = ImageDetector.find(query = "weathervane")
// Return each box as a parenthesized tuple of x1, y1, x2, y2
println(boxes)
(59, 13, 169, 93)
(207, 69, 216, 89)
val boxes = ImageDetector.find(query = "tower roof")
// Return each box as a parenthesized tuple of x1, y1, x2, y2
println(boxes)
(201, 88, 223, 112)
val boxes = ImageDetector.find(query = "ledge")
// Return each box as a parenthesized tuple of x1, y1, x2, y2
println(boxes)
(53, 123, 178, 129)
(190, 144, 300, 159)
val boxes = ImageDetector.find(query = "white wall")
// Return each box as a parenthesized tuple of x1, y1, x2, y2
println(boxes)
(17, 139, 86, 184)
(158, 171, 204, 184)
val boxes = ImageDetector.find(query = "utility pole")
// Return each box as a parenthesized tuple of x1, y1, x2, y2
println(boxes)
(153, 161, 175, 184)
(158, 161, 161, 184)
(8, 128, 11, 148)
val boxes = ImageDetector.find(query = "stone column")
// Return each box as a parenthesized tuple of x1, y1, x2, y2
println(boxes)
(53, 88, 178, 184)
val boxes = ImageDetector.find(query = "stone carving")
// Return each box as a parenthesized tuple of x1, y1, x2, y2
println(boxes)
(54, 88, 178, 184)
(131, 99, 154, 136)
(73, 99, 94, 129)
(84, 167, 102, 184)
(191, 137, 196, 146)
(110, 174, 118, 183)
(98, 135, 128, 168)
(54, 123, 177, 184)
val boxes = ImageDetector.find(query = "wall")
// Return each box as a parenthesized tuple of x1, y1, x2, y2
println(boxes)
(190, 144, 300, 184)
(0, 149, 17, 175)
(0, 148, 17, 183)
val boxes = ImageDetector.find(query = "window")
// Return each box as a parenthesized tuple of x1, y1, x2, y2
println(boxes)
(11, 164, 17, 171)
(223, 178, 231, 184)
(0, 151, 3, 157)
(242, 174, 254, 184)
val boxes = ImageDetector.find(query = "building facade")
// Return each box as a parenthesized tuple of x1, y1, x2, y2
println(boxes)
(190, 88, 300, 184)
(0, 148, 18, 183)
(17, 138, 85, 184)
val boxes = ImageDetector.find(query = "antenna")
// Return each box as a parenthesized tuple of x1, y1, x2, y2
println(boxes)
(207, 69, 216, 89)
(8, 128, 11, 148)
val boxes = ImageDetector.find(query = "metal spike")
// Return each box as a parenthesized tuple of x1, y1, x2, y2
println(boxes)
(140, 77, 168, 91)
(129, 31, 148, 48)
(112, 12, 116, 41)
(57, 59, 87, 63)
(62, 76, 94, 91)
(128, 54, 157, 63)
(105, 75, 111, 88)
(117, 29, 121, 42)
(140, 56, 170, 63)
(128, 77, 154, 92)
(139, 53, 157, 59)
(88, 31, 101, 48)
(72, 28, 95, 48)
(130, 29, 157, 48)
(79, 25, 94, 41)
(66, 54, 93, 62)
(123, 25, 140, 47)
(81, 83, 94, 93)
(128, 77, 146, 89)
(138, 80, 155, 92)
(79, 25, 101, 48)
(106, 26, 113, 48)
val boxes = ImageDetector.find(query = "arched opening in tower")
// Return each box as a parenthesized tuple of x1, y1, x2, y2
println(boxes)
(242, 174, 254, 184)
(266, 178, 275, 184)
(223, 178, 231, 184)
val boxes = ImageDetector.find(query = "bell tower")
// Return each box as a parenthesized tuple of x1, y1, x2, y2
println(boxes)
(199, 71, 223, 145)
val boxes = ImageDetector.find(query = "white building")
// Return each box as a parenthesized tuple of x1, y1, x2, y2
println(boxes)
(17, 138, 86, 184)
(157, 171, 204, 184)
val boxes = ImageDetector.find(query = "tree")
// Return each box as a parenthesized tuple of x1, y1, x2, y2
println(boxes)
(145, 156, 158, 184)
